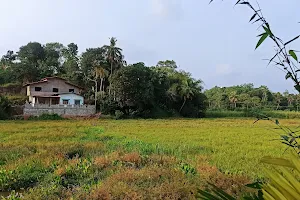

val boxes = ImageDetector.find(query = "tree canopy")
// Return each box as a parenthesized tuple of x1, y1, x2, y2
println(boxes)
(0, 39, 207, 118)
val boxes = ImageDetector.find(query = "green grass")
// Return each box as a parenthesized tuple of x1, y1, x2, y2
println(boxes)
(0, 118, 297, 199)
(206, 110, 300, 119)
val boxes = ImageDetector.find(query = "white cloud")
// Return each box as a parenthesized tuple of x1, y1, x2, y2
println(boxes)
(150, 0, 183, 20)
(215, 64, 233, 75)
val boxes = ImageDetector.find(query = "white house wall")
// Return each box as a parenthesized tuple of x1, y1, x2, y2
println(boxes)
(59, 94, 84, 105)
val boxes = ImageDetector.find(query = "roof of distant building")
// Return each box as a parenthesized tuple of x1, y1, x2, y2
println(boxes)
(24, 76, 84, 90)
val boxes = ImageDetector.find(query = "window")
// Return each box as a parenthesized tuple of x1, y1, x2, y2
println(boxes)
(35, 87, 42, 91)
(53, 88, 59, 92)
(69, 89, 75, 93)
(74, 100, 81, 105)
(62, 99, 69, 105)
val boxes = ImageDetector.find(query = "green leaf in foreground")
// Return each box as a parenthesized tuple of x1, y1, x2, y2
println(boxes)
(256, 33, 268, 49)
(261, 156, 294, 168)
(289, 50, 298, 61)
(286, 72, 292, 80)
(246, 182, 263, 189)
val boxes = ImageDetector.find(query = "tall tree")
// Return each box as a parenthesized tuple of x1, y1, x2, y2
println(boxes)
(81, 47, 107, 76)
(43, 42, 65, 75)
(229, 91, 238, 108)
(168, 71, 203, 113)
(111, 63, 154, 115)
(16, 42, 46, 83)
(156, 60, 178, 69)
(1, 50, 16, 67)
(273, 92, 283, 110)
(62, 43, 80, 84)
(103, 37, 124, 95)
(94, 66, 108, 96)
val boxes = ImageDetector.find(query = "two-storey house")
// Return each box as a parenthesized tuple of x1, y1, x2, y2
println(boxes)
(24, 77, 84, 106)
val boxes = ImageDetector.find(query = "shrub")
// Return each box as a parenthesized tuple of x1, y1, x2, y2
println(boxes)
(28, 113, 64, 120)
(0, 95, 12, 120)
(0, 162, 48, 191)
(6, 96, 27, 106)
(115, 110, 124, 120)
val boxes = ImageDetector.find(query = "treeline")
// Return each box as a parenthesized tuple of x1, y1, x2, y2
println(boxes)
(0, 38, 207, 118)
(205, 84, 300, 111)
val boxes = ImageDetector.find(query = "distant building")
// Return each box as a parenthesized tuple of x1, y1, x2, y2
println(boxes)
(23, 77, 96, 117)
(24, 77, 84, 106)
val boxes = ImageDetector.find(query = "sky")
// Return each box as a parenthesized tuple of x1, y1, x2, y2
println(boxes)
(0, 0, 299, 92)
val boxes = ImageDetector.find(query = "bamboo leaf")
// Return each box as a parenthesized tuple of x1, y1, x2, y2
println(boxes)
(246, 182, 263, 189)
(256, 33, 269, 49)
(261, 157, 294, 168)
(291, 158, 300, 174)
(289, 50, 298, 61)
(262, 190, 276, 200)
(257, 33, 266, 37)
(263, 26, 273, 36)
(197, 189, 223, 200)
(209, 183, 236, 200)
(280, 167, 300, 194)
(263, 184, 281, 200)
(286, 72, 293, 80)
(249, 13, 257, 22)
(266, 169, 299, 200)
(265, 183, 289, 200)
(240, 2, 250, 5)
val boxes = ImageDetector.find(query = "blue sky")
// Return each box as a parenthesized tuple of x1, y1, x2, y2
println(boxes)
(0, 0, 299, 92)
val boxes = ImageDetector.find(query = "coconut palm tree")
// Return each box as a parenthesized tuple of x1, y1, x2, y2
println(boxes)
(103, 37, 124, 96)
(274, 92, 282, 110)
(259, 85, 269, 106)
(229, 91, 238, 109)
(287, 94, 295, 107)
(94, 66, 108, 95)
(168, 73, 203, 114)
(295, 94, 300, 111)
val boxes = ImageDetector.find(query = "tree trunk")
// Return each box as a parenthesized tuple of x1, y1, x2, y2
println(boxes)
(100, 78, 103, 94)
(179, 98, 187, 113)
(95, 80, 97, 108)
(109, 62, 113, 96)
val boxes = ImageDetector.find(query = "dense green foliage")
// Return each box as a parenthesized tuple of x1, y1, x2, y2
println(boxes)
(0, 40, 206, 118)
(105, 62, 207, 118)
(205, 84, 300, 111)
(28, 113, 64, 121)
(0, 95, 11, 120)
(206, 110, 300, 119)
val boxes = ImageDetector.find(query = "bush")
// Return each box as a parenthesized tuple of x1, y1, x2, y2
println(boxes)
(205, 109, 300, 119)
(0, 95, 12, 120)
(115, 110, 125, 120)
(6, 95, 27, 105)
(28, 113, 64, 120)
(0, 162, 48, 191)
